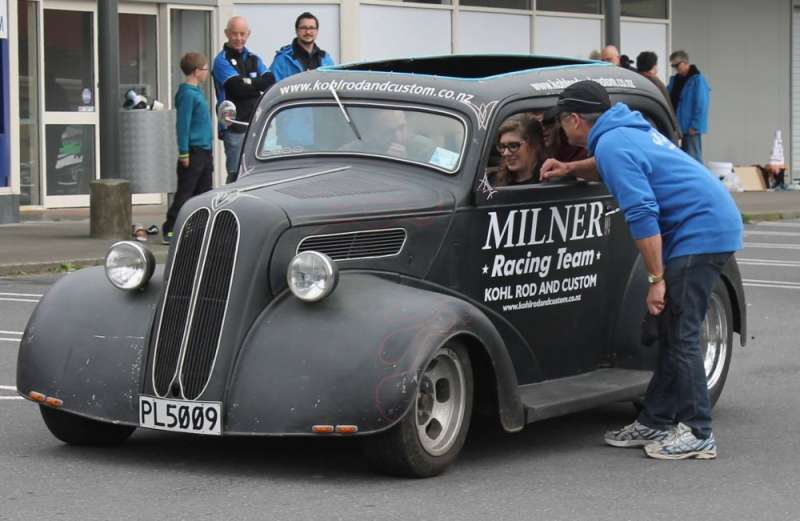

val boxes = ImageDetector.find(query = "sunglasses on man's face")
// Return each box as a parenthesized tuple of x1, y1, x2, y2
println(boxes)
(670, 61, 685, 68)
(496, 142, 523, 153)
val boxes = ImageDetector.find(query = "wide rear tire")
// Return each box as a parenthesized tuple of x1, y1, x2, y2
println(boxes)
(363, 341, 473, 478)
(40, 406, 135, 445)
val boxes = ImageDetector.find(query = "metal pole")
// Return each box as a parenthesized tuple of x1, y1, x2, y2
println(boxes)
(604, 0, 621, 49)
(98, 0, 119, 180)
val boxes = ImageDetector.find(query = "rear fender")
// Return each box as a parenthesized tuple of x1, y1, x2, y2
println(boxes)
(16, 267, 163, 425)
(721, 254, 747, 346)
(224, 272, 525, 435)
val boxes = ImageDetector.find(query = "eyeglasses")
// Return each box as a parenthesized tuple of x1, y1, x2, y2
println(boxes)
(297, 25, 318, 31)
(496, 142, 523, 153)
(670, 61, 685, 68)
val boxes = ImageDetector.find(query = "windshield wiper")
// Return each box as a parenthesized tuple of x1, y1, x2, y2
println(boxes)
(329, 86, 362, 141)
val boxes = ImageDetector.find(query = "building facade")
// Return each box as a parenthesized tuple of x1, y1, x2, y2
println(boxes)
(0, 0, 794, 217)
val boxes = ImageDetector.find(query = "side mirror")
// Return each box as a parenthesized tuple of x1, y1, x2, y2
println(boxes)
(217, 100, 249, 128)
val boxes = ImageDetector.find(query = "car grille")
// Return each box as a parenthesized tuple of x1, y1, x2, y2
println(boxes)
(297, 228, 407, 261)
(151, 208, 239, 399)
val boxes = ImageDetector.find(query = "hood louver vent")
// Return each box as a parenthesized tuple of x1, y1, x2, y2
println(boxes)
(297, 228, 407, 261)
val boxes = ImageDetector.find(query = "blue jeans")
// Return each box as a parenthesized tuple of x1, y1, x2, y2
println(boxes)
(682, 133, 703, 164)
(637, 252, 731, 439)
(222, 131, 245, 184)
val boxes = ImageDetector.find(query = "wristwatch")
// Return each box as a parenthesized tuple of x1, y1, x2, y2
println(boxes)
(648, 272, 664, 284)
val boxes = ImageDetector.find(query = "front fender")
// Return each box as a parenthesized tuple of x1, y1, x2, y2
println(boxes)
(16, 266, 163, 425)
(225, 272, 524, 435)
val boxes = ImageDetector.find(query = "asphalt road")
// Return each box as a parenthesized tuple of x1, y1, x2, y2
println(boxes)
(1, 220, 799, 521)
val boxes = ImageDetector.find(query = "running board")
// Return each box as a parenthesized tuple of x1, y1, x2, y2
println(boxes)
(519, 369, 652, 424)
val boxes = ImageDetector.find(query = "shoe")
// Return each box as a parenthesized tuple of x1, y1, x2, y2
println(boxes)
(604, 420, 673, 448)
(644, 423, 717, 460)
(146, 224, 160, 235)
(162, 231, 174, 245)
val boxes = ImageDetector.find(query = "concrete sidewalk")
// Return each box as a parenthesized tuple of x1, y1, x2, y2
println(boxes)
(1, 192, 799, 277)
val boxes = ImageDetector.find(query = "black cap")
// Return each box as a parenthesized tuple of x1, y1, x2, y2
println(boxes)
(542, 106, 559, 125)
(557, 80, 611, 114)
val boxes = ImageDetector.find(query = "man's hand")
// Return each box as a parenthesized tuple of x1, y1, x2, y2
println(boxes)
(179, 157, 190, 168)
(688, 128, 697, 136)
(647, 280, 666, 315)
(540, 158, 571, 181)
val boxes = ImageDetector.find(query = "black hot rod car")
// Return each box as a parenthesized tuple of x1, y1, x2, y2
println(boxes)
(17, 55, 745, 477)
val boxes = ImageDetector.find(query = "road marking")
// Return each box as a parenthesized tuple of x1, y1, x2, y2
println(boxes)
(737, 258, 800, 268)
(743, 278, 800, 290)
(0, 330, 23, 336)
(743, 242, 800, 251)
(0, 338, 21, 342)
(0, 298, 39, 303)
(0, 397, 24, 400)
(754, 221, 800, 228)
(0, 385, 17, 391)
(744, 230, 800, 237)
(0, 292, 43, 298)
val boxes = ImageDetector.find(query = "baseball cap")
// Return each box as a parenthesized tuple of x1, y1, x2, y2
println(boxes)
(556, 80, 611, 114)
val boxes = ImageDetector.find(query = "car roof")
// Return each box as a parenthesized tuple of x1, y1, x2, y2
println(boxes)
(327, 54, 601, 80)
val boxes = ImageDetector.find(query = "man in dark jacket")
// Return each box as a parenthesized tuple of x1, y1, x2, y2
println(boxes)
(636, 51, 673, 113)
(541, 80, 742, 460)
(668, 50, 710, 163)
(212, 16, 275, 183)
(270, 12, 335, 81)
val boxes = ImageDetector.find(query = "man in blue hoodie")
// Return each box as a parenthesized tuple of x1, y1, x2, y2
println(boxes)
(270, 12, 335, 82)
(541, 80, 742, 460)
(668, 50, 710, 163)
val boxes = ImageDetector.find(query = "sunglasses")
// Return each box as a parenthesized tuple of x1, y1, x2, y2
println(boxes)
(496, 142, 523, 153)
(670, 61, 685, 68)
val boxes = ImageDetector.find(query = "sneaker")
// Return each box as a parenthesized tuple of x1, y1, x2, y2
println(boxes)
(604, 420, 673, 448)
(644, 423, 717, 460)
(161, 231, 174, 245)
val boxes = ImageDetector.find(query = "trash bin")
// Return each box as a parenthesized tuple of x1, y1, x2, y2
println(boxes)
(118, 110, 177, 193)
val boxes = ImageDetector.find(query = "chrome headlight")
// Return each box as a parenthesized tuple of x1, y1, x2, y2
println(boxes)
(104, 241, 155, 291)
(287, 251, 339, 302)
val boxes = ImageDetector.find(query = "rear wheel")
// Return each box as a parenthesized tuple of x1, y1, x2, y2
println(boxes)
(40, 406, 135, 445)
(702, 282, 734, 407)
(363, 341, 473, 478)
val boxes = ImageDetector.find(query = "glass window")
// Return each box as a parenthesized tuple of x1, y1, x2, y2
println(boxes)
(621, 0, 667, 18)
(536, 0, 600, 14)
(45, 124, 96, 196)
(43, 10, 95, 112)
(382, 0, 452, 4)
(170, 10, 212, 105)
(120, 13, 158, 104)
(461, 0, 530, 8)
(18, 0, 40, 202)
(259, 105, 466, 173)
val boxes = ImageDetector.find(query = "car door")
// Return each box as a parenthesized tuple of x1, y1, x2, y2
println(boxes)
(459, 103, 621, 382)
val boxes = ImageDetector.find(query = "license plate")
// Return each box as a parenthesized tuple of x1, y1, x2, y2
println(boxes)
(139, 395, 222, 436)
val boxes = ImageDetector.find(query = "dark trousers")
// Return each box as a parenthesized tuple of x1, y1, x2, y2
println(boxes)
(163, 148, 213, 234)
(637, 252, 731, 439)
(681, 133, 703, 164)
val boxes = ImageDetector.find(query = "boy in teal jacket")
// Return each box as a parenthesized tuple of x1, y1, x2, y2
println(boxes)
(163, 52, 213, 244)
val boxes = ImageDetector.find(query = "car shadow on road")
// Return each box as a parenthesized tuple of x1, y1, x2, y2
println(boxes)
(38, 402, 640, 481)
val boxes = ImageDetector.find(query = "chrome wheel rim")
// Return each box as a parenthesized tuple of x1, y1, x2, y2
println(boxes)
(415, 347, 467, 457)
(701, 293, 729, 390)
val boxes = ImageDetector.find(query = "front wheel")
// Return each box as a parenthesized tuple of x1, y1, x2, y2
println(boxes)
(702, 281, 734, 407)
(40, 406, 136, 445)
(363, 341, 473, 478)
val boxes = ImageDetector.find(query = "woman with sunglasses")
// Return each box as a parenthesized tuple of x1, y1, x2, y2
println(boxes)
(492, 114, 547, 186)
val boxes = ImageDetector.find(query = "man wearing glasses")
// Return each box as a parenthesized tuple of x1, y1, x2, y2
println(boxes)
(270, 12, 335, 82)
(541, 80, 741, 460)
(667, 50, 710, 163)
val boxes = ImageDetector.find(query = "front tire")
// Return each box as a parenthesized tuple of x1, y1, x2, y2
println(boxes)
(40, 406, 135, 445)
(363, 341, 473, 478)
(702, 281, 734, 407)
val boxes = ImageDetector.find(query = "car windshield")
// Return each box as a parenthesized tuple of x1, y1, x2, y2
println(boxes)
(258, 104, 467, 173)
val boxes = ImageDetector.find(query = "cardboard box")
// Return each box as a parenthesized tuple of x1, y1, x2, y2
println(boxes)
(734, 166, 766, 191)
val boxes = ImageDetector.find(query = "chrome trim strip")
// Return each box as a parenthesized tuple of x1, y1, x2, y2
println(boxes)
(178, 209, 241, 401)
(238, 165, 351, 193)
(150, 207, 211, 399)
(296, 227, 408, 262)
(254, 100, 469, 175)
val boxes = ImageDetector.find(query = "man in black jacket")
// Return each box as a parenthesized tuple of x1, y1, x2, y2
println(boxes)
(212, 16, 275, 183)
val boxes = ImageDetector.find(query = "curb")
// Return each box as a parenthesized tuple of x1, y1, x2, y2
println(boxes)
(0, 251, 169, 277)
(741, 211, 800, 223)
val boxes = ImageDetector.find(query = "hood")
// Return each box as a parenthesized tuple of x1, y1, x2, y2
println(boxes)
(232, 164, 456, 226)
(587, 103, 652, 154)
